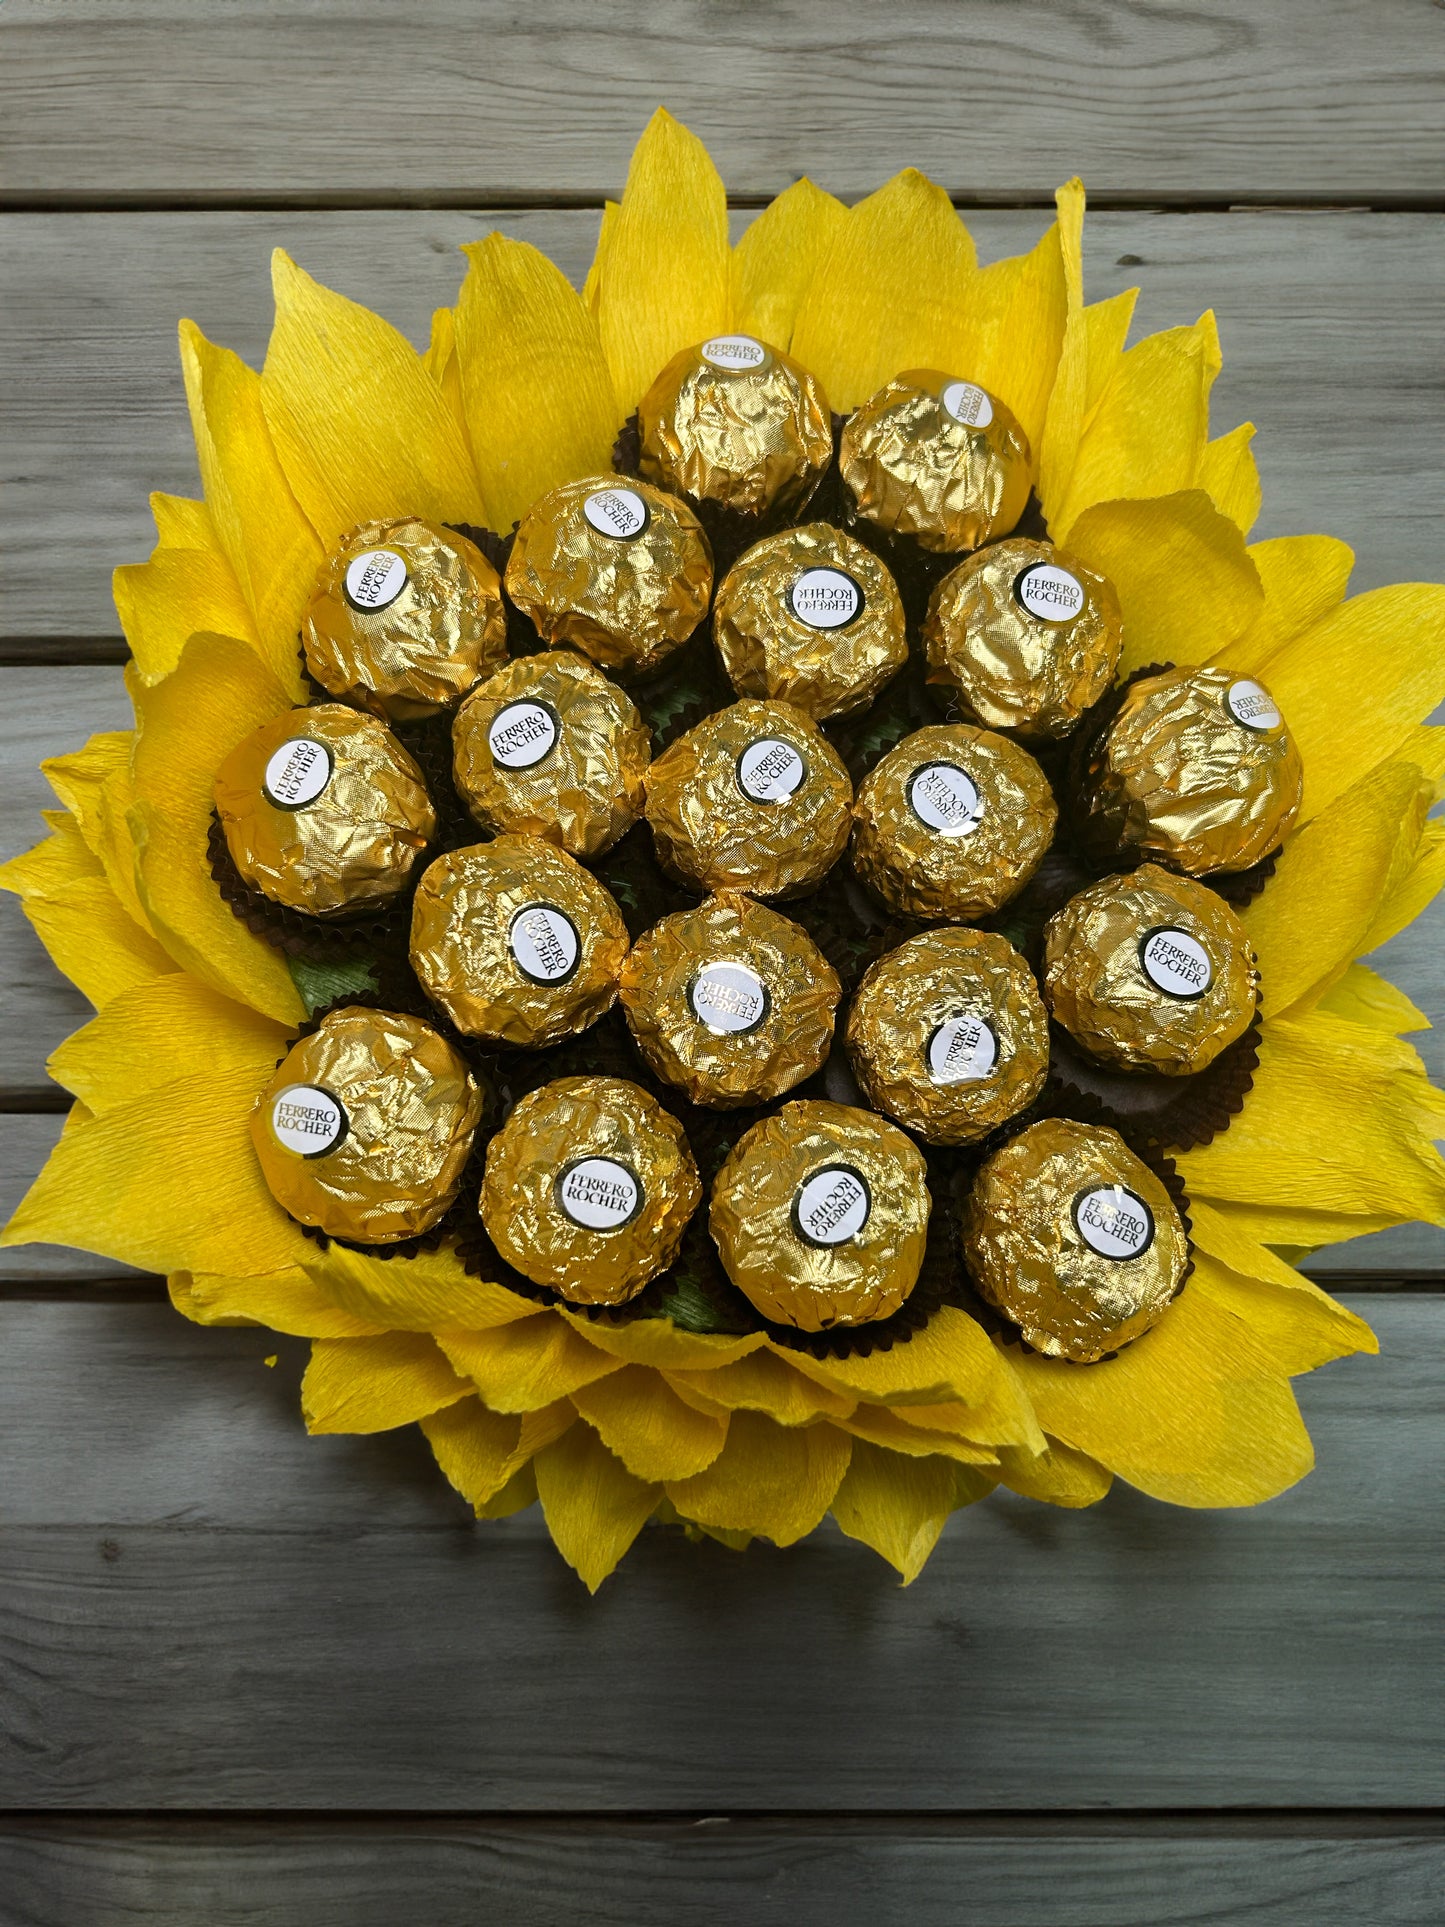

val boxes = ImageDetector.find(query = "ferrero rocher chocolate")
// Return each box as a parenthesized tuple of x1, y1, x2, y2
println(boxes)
(846, 928, 1049, 1145)
(451, 651, 650, 860)
(962, 1117, 1188, 1362)
(251, 1008, 482, 1244)
(923, 538, 1123, 740)
(1043, 864, 1258, 1076)
(851, 724, 1058, 921)
(840, 370, 1031, 554)
(710, 1100, 931, 1331)
(645, 698, 852, 898)
(1079, 665, 1303, 875)
(637, 333, 833, 520)
(713, 525, 907, 720)
(620, 892, 841, 1108)
(503, 476, 712, 677)
(409, 836, 628, 1047)
(214, 705, 436, 917)
(479, 1075, 701, 1306)
(303, 518, 507, 722)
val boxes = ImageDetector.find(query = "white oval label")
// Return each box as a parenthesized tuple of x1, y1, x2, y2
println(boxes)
(582, 486, 649, 540)
(907, 762, 985, 837)
(1225, 679, 1283, 732)
(789, 568, 861, 631)
(736, 737, 807, 805)
(508, 903, 580, 985)
(270, 1084, 346, 1158)
(488, 700, 559, 770)
(344, 548, 408, 611)
(688, 961, 770, 1036)
(927, 1013, 999, 1085)
(556, 1157, 642, 1231)
(1140, 927, 1214, 1000)
(793, 1165, 872, 1248)
(263, 736, 333, 809)
(1015, 562, 1086, 624)
(940, 379, 994, 429)
(1073, 1185, 1155, 1261)
(701, 333, 767, 372)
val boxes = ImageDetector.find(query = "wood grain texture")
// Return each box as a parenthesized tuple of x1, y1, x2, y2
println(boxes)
(3, 2, 1443, 206)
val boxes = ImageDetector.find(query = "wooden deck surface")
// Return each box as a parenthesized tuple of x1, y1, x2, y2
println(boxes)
(2, 5, 1442, 1921)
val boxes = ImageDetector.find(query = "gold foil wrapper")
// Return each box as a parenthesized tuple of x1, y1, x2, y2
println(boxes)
(213, 704, 436, 917)
(637, 333, 833, 520)
(645, 698, 852, 898)
(303, 518, 508, 723)
(840, 370, 1031, 554)
(503, 476, 713, 678)
(851, 724, 1058, 920)
(962, 1117, 1188, 1362)
(620, 891, 841, 1109)
(710, 1100, 931, 1331)
(1081, 666, 1303, 875)
(924, 537, 1123, 740)
(713, 524, 907, 721)
(1043, 863, 1258, 1076)
(479, 1075, 701, 1305)
(846, 927, 1049, 1145)
(451, 651, 650, 861)
(251, 1008, 483, 1244)
(410, 836, 629, 1047)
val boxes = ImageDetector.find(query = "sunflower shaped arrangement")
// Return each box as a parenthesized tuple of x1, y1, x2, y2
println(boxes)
(7, 111, 1445, 1591)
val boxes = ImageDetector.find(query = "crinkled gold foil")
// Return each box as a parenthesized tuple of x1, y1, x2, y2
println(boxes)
(923, 537, 1123, 740)
(1080, 665, 1303, 875)
(962, 1117, 1188, 1362)
(851, 724, 1057, 920)
(1043, 863, 1258, 1076)
(713, 524, 907, 721)
(409, 836, 628, 1047)
(503, 476, 713, 678)
(620, 891, 841, 1109)
(846, 927, 1049, 1145)
(638, 334, 833, 519)
(251, 1007, 483, 1244)
(451, 651, 651, 861)
(303, 517, 508, 722)
(645, 698, 852, 898)
(710, 1100, 931, 1331)
(479, 1075, 701, 1305)
(214, 704, 436, 916)
(840, 370, 1031, 554)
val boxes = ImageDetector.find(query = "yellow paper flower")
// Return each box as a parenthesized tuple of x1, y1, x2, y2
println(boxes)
(7, 111, 1445, 1591)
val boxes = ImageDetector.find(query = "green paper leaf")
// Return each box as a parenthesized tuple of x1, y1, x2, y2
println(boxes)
(287, 952, 380, 1016)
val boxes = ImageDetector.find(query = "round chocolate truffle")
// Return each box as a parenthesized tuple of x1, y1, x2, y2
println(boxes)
(645, 698, 852, 898)
(451, 650, 651, 860)
(851, 724, 1058, 921)
(637, 333, 833, 521)
(962, 1117, 1189, 1363)
(410, 837, 629, 1047)
(503, 476, 712, 677)
(251, 1007, 483, 1244)
(303, 518, 508, 722)
(479, 1076, 701, 1306)
(713, 524, 907, 720)
(847, 927, 1049, 1145)
(710, 1101, 931, 1331)
(214, 704, 435, 917)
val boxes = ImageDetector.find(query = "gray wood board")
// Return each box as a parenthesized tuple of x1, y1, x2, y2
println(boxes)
(3, 2, 1442, 206)
(0, 1294, 1437, 1810)
(4, 209, 1443, 644)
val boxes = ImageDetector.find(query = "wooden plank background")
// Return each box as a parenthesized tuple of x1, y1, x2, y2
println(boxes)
(1, 5, 1442, 1921)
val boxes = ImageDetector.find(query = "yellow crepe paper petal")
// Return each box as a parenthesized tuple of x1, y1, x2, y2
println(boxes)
(310, 1243, 541, 1335)
(3, 808, 102, 895)
(48, 972, 285, 1113)
(836, 1403, 999, 1467)
(302, 1333, 471, 1435)
(1196, 421, 1261, 535)
(1041, 287, 1138, 526)
(570, 1364, 728, 1482)
(1186, 1210, 1376, 1371)
(261, 249, 486, 546)
(149, 492, 215, 550)
(953, 205, 1071, 457)
(1214, 532, 1358, 672)
(1359, 817, 1445, 956)
(733, 178, 850, 352)
(40, 733, 153, 938)
(830, 1440, 977, 1584)
(596, 108, 731, 412)
(478, 1462, 540, 1518)
(113, 548, 261, 687)
(664, 1348, 856, 1426)
(2, 836, 174, 1014)
(995, 1437, 1113, 1508)
(420, 1397, 525, 1508)
(582, 201, 618, 316)
(1316, 961, 1429, 1035)
(455, 232, 620, 532)
(665, 1411, 852, 1548)
(557, 1314, 768, 1373)
(171, 1267, 385, 1338)
(436, 1315, 623, 1413)
(534, 1420, 661, 1591)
